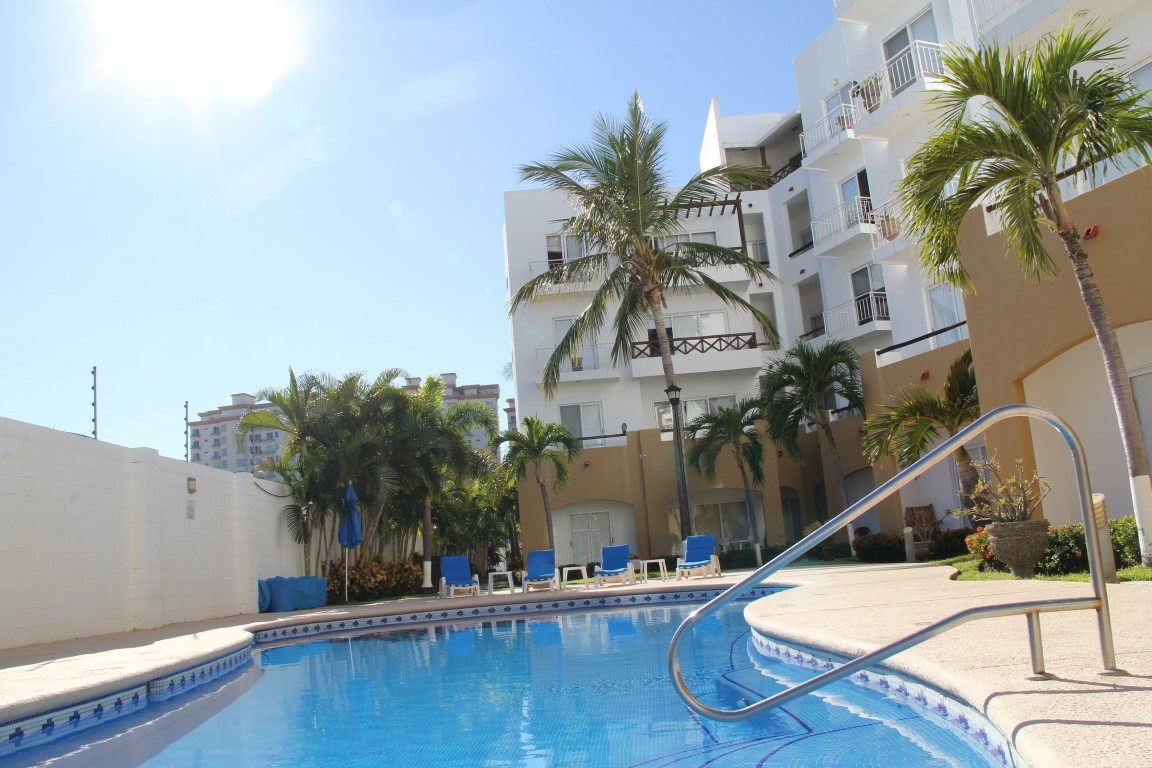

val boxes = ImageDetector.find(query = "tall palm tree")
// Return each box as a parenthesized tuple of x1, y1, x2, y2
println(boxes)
(862, 349, 981, 512)
(899, 24, 1152, 563)
(402, 376, 498, 588)
(493, 416, 582, 551)
(757, 339, 865, 542)
(510, 92, 779, 537)
(685, 397, 765, 542)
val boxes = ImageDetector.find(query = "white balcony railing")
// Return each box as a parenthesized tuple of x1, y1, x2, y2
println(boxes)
(800, 103, 858, 156)
(823, 292, 890, 336)
(853, 41, 946, 117)
(811, 196, 873, 245)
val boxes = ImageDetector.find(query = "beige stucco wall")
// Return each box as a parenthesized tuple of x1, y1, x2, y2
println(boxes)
(958, 169, 1152, 522)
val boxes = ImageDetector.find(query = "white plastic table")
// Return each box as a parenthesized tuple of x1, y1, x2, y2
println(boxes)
(637, 558, 668, 583)
(560, 564, 588, 589)
(488, 570, 516, 595)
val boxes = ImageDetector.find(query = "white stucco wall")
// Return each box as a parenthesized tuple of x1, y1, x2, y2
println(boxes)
(0, 417, 301, 651)
(1023, 321, 1152, 525)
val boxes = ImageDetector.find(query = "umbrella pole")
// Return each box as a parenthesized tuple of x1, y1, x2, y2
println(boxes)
(344, 554, 349, 602)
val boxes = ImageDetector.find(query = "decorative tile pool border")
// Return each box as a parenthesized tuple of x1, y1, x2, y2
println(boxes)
(749, 632, 1023, 768)
(0, 647, 251, 762)
(251, 586, 786, 644)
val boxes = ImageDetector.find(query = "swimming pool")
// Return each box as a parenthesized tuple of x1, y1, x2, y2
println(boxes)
(11, 603, 1017, 767)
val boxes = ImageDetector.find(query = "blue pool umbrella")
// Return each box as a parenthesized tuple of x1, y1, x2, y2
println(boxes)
(338, 483, 362, 601)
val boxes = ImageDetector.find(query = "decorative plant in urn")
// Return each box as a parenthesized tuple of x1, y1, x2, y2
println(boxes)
(967, 457, 1051, 577)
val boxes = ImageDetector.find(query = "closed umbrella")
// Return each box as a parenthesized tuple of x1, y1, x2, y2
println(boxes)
(338, 482, 363, 602)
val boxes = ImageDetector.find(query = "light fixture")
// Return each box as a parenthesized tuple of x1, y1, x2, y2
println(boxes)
(664, 383, 691, 537)
(187, 477, 197, 494)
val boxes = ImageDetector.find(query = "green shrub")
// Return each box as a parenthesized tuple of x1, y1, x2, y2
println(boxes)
(1041, 524, 1088, 575)
(930, 528, 976, 559)
(327, 557, 423, 602)
(718, 548, 758, 570)
(1110, 516, 1141, 568)
(854, 533, 904, 563)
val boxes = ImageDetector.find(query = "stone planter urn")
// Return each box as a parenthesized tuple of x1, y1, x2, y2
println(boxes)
(985, 519, 1049, 578)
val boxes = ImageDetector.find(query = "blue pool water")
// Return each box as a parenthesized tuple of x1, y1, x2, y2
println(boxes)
(15, 605, 1011, 767)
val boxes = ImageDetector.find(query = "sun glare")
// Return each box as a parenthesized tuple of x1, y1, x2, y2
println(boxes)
(90, 0, 300, 105)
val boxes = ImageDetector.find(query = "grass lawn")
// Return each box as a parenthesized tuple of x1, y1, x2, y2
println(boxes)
(944, 555, 1152, 582)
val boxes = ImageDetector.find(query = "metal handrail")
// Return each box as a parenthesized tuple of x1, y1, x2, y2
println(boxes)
(667, 404, 1122, 722)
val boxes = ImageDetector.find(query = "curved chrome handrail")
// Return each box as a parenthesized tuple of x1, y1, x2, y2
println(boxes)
(667, 404, 1120, 721)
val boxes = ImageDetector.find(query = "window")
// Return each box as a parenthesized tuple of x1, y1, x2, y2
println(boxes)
(851, 264, 888, 325)
(559, 402, 603, 448)
(840, 170, 872, 224)
(545, 233, 586, 268)
(650, 310, 728, 341)
(190, 428, 200, 436)
(884, 9, 938, 94)
(655, 394, 737, 434)
(748, 240, 769, 267)
(192, 452, 200, 462)
(691, 500, 753, 545)
(656, 231, 718, 251)
(825, 82, 854, 132)
(927, 284, 968, 347)
(554, 317, 599, 371)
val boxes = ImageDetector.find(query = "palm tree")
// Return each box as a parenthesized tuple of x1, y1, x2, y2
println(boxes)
(862, 349, 981, 513)
(510, 92, 779, 537)
(899, 24, 1152, 563)
(685, 397, 765, 542)
(493, 416, 582, 551)
(402, 376, 498, 588)
(757, 339, 865, 542)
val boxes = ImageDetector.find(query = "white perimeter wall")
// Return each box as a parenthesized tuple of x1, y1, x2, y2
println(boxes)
(0, 417, 301, 651)
(1023, 321, 1152, 525)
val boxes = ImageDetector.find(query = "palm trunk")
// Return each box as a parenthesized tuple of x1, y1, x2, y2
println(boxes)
(1062, 231, 1152, 565)
(820, 420, 856, 550)
(735, 455, 758, 544)
(538, 481, 556, 550)
(953, 445, 981, 521)
(421, 495, 433, 588)
(649, 294, 692, 537)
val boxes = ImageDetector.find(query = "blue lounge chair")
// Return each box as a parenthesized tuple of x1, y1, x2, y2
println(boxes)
(593, 544, 635, 587)
(676, 535, 721, 579)
(521, 549, 558, 593)
(439, 555, 479, 598)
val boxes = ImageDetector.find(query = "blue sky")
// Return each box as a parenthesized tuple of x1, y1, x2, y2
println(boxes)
(0, 1, 832, 459)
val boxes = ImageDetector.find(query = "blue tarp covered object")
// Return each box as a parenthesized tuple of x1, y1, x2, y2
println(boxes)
(262, 576, 328, 612)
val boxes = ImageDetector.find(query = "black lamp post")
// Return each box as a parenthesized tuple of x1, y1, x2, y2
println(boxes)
(665, 382, 692, 537)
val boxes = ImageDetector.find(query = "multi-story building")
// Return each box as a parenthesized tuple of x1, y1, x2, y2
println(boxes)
(189, 393, 286, 473)
(403, 373, 500, 452)
(504, 0, 1152, 565)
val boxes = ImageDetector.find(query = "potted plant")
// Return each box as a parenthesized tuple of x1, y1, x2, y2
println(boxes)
(570, 354, 583, 371)
(966, 457, 1051, 578)
(851, 75, 883, 113)
(876, 212, 901, 241)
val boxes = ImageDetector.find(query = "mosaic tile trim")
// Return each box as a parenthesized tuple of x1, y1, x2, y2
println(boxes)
(1, 646, 252, 761)
(749, 631, 1024, 768)
(252, 586, 785, 644)
(147, 646, 252, 703)
(0, 685, 147, 761)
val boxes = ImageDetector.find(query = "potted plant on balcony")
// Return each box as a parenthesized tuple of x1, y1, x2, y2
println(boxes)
(876, 212, 901, 241)
(967, 457, 1051, 578)
(851, 74, 883, 114)
(569, 353, 583, 371)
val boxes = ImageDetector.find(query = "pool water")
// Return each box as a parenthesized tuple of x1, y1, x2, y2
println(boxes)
(18, 605, 1009, 767)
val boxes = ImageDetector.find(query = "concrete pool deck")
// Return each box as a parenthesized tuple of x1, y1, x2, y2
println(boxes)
(0, 562, 1148, 767)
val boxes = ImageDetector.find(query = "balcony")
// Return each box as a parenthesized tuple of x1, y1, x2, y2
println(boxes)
(800, 104, 859, 169)
(823, 292, 891, 343)
(535, 343, 619, 384)
(629, 332, 763, 378)
(812, 196, 876, 257)
(733, 156, 802, 192)
(524, 259, 599, 294)
(851, 41, 947, 140)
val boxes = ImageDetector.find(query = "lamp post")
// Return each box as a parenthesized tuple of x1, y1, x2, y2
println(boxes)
(665, 383, 692, 538)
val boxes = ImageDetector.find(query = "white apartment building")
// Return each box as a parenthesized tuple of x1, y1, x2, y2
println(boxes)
(504, 0, 1152, 564)
(189, 393, 285, 473)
